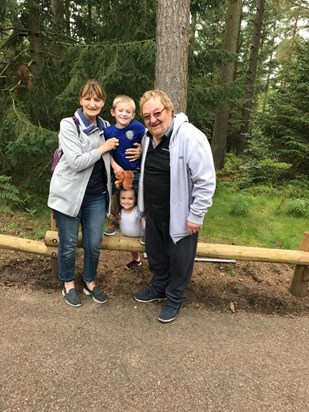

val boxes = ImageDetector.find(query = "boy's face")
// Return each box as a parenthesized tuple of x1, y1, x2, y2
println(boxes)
(111, 103, 135, 128)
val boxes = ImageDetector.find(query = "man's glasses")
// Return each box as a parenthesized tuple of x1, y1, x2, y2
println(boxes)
(142, 107, 166, 122)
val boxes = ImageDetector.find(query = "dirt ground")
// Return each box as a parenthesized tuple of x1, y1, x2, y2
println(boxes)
(0, 214, 308, 315)
(2, 214, 309, 412)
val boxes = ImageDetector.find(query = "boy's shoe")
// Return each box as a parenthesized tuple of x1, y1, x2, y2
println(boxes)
(83, 284, 108, 304)
(126, 259, 142, 270)
(158, 303, 181, 323)
(62, 288, 81, 307)
(134, 287, 166, 303)
(104, 223, 120, 236)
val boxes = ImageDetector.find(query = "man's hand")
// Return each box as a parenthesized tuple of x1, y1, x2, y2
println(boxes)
(125, 143, 142, 161)
(187, 221, 202, 235)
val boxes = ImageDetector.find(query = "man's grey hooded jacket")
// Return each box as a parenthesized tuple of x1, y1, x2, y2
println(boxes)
(138, 113, 216, 244)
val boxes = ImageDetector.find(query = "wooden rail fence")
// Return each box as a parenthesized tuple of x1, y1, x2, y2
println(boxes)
(0, 230, 308, 298)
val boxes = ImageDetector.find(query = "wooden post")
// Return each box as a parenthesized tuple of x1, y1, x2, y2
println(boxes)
(50, 213, 58, 276)
(289, 232, 309, 297)
(50, 213, 57, 231)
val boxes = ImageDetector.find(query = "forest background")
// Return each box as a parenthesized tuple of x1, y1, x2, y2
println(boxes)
(0, 0, 308, 250)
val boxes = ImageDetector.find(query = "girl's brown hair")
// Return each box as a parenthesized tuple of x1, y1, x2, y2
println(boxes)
(113, 187, 137, 224)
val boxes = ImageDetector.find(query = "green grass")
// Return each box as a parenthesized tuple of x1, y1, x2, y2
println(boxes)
(1, 188, 307, 251)
(201, 190, 308, 250)
(0, 206, 51, 240)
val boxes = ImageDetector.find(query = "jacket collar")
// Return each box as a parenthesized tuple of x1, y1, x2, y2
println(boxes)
(76, 108, 105, 135)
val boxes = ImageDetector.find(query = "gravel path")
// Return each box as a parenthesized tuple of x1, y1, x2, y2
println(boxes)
(1, 288, 308, 412)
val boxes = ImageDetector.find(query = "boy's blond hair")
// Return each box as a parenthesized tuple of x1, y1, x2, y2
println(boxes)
(112, 95, 136, 112)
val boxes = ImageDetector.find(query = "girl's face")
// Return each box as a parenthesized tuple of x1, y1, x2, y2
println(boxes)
(80, 92, 105, 122)
(119, 189, 136, 211)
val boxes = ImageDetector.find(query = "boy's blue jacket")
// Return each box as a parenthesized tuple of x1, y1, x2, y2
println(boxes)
(104, 119, 145, 171)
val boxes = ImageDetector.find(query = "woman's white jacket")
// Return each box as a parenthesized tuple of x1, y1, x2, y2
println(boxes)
(48, 110, 111, 217)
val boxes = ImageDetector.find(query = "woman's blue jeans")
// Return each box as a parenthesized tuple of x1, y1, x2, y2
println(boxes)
(53, 192, 107, 283)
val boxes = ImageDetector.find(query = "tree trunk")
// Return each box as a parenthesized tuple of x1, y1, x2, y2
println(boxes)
(238, 0, 265, 154)
(50, 0, 65, 66)
(28, 0, 44, 79)
(155, 0, 190, 113)
(212, 0, 242, 169)
(51, 0, 64, 27)
(64, 0, 71, 35)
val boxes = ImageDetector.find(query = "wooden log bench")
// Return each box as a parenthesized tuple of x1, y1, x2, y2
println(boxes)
(0, 230, 308, 298)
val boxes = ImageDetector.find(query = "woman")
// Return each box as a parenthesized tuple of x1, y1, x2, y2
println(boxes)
(48, 79, 119, 307)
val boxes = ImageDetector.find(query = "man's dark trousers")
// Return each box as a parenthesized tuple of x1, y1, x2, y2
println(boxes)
(145, 215, 198, 308)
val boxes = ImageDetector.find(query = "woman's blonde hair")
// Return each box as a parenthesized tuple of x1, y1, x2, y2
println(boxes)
(79, 79, 106, 101)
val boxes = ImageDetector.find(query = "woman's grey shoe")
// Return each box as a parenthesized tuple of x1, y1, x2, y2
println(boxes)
(62, 288, 82, 307)
(83, 285, 108, 303)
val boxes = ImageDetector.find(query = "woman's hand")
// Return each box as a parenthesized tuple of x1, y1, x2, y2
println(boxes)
(125, 143, 142, 161)
(99, 138, 119, 154)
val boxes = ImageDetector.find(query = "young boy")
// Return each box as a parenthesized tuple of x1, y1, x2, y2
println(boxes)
(104, 95, 146, 236)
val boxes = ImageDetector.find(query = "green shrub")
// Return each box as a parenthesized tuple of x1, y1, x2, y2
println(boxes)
(0, 175, 21, 208)
(241, 184, 281, 197)
(286, 199, 308, 217)
(244, 159, 291, 185)
(228, 196, 250, 216)
(283, 178, 309, 199)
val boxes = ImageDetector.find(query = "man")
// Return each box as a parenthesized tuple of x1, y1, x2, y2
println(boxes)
(134, 89, 216, 323)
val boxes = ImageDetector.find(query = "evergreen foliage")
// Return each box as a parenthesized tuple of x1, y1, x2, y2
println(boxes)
(261, 40, 309, 177)
(228, 195, 250, 217)
(286, 199, 308, 218)
(0, 0, 308, 205)
(0, 97, 57, 192)
(0, 175, 21, 207)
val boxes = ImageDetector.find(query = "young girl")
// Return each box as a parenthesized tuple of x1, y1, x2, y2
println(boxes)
(113, 187, 144, 269)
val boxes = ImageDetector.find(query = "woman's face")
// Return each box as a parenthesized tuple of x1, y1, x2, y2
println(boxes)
(80, 92, 105, 122)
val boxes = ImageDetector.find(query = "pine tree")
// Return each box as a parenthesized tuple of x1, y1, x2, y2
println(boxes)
(262, 40, 309, 177)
